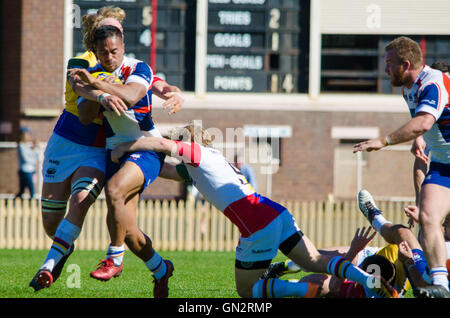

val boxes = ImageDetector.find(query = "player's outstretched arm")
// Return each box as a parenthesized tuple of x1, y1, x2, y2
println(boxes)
(111, 137, 176, 163)
(345, 227, 377, 264)
(353, 112, 435, 153)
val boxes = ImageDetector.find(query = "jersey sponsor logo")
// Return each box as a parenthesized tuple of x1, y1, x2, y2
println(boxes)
(251, 248, 273, 254)
(422, 98, 437, 106)
(45, 168, 57, 178)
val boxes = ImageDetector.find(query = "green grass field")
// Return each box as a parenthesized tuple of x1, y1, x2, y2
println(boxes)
(0, 249, 414, 298)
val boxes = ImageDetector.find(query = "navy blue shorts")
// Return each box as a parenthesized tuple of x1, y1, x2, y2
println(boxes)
(422, 162, 450, 189)
(106, 149, 166, 192)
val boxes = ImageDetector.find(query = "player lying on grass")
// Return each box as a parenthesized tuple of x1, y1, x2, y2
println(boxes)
(264, 190, 434, 297)
(107, 122, 398, 298)
(266, 227, 421, 298)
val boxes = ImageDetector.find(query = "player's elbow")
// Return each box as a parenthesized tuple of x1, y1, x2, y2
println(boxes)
(415, 114, 435, 135)
(156, 139, 173, 154)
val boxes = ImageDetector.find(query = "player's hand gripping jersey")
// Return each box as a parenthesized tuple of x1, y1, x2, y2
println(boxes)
(87, 56, 161, 150)
(54, 51, 107, 147)
(172, 141, 287, 238)
(403, 65, 450, 165)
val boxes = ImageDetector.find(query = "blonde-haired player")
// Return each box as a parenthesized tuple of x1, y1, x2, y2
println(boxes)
(105, 123, 398, 299)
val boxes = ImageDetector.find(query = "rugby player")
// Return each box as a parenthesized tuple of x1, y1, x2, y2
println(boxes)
(71, 25, 182, 298)
(353, 37, 450, 298)
(29, 7, 127, 292)
(105, 123, 398, 298)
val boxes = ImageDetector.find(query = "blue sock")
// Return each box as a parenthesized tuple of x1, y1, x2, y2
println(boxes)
(41, 219, 81, 271)
(145, 251, 167, 280)
(252, 278, 317, 298)
(327, 256, 370, 286)
(411, 249, 428, 275)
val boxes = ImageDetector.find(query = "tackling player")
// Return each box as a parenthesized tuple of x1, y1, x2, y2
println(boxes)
(106, 123, 398, 299)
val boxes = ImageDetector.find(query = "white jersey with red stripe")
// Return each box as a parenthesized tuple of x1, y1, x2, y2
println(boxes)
(173, 141, 289, 238)
(402, 65, 450, 164)
(173, 141, 255, 211)
(88, 56, 162, 149)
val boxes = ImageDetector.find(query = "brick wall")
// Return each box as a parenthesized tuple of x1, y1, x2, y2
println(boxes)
(21, 0, 65, 112)
(1, 1, 22, 142)
(0, 1, 417, 202)
(146, 106, 414, 201)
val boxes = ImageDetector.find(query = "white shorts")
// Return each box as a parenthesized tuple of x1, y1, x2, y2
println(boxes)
(235, 210, 301, 263)
(42, 133, 107, 183)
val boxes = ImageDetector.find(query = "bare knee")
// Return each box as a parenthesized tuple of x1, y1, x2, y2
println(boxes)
(106, 181, 126, 205)
(66, 191, 94, 226)
(419, 208, 438, 229)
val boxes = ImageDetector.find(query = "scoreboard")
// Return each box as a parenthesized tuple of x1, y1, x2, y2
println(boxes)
(73, 0, 309, 93)
(207, 0, 309, 93)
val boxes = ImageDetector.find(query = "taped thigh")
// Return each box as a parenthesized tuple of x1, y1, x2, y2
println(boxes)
(41, 198, 68, 214)
(71, 177, 102, 201)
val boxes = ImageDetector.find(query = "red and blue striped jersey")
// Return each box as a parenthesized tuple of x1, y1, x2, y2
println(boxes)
(87, 56, 161, 149)
(403, 65, 450, 164)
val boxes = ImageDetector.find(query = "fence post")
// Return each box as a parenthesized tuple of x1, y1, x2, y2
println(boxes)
(7, 199, 14, 249)
(185, 198, 195, 251)
(0, 199, 5, 248)
(30, 199, 38, 250)
(177, 200, 185, 251)
(162, 200, 169, 251)
(92, 199, 101, 250)
(154, 200, 162, 250)
(218, 209, 225, 252)
(146, 200, 154, 249)
(225, 214, 233, 252)
(210, 205, 218, 251)
(324, 198, 333, 247)
(14, 200, 22, 249)
(194, 201, 202, 251)
(307, 201, 316, 245)
(22, 199, 31, 249)
(202, 202, 211, 251)
(169, 200, 177, 251)
(316, 201, 324, 248)
(99, 199, 108, 251)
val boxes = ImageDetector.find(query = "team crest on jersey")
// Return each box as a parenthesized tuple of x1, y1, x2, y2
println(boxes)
(130, 154, 141, 160)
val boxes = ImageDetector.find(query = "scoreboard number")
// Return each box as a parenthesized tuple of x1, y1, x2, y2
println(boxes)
(269, 8, 280, 29)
